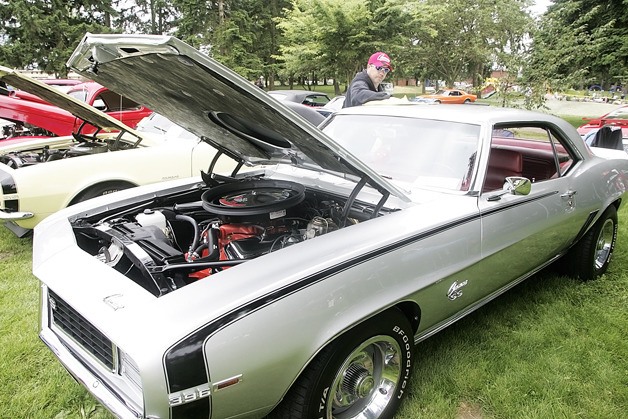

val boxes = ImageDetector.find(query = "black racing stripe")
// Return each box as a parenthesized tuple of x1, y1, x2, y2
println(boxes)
(0, 168, 17, 194)
(163, 211, 481, 393)
(171, 399, 209, 419)
(162, 190, 561, 392)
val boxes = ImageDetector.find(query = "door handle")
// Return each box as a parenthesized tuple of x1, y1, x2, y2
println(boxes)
(561, 190, 577, 199)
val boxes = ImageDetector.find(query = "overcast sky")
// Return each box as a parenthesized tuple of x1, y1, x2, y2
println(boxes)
(531, 0, 552, 15)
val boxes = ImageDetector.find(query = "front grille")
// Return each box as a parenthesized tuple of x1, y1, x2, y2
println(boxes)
(48, 290, 115, 370)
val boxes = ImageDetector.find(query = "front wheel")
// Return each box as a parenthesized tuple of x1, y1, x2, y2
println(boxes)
(270, 309, 414, 419)
(570, 205, 617, 280)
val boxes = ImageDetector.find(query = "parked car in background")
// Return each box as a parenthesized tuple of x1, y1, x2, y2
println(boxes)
(0, 79, 151, 142)
(0, 67, 237, 236)
(35, 33, 628, 419)
(577, 105, 628, 140)
(316, 95, 345, 117)
(419, 88, 477, 104)
(381, 82, 394, 95)
(267, 89, 331, 107)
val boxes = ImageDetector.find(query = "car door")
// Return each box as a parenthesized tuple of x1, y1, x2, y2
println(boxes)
(477, 124, 587, 289)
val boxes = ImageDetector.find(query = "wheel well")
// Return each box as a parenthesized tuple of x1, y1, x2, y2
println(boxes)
(395, 301, 421, 333)
(69, 180, 137, 205)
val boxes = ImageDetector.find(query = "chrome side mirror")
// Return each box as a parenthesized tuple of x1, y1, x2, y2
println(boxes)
(487, 176, 531, 201)
(505, 176, 531, 196)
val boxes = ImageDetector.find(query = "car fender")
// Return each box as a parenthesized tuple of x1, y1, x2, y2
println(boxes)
(154, 199, 480, 418)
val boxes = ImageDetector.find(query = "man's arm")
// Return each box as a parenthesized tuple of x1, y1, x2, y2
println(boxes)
(346, 79, 390, 107)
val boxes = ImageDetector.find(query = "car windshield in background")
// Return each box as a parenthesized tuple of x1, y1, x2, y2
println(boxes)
(606, 107, 628, 120)
(322, 114, 480, 190)
(67, 88, 88, 102)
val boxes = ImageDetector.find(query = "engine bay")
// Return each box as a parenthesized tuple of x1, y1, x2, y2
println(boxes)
(0, 136, 135, 169)
(72, 176, 388, 297)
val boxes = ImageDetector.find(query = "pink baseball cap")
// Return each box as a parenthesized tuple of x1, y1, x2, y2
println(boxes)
(368, 52, 392, 70)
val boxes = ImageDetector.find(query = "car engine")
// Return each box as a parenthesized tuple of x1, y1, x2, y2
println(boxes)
(0, 138, 134, 169)
(1, 121, 55, 141)
(72, 177, 384, 297)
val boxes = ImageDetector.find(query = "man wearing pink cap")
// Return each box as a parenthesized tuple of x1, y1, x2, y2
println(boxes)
(343, 51, 393, 108)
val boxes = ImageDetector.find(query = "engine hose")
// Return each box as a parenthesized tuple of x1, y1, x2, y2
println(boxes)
(175, 214, 199, 261)
(199, 227, 220, 261)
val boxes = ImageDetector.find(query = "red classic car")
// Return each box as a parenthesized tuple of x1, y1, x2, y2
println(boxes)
(577, 105, 628, 139)
(0, 81, 151, 141)
(419, 89, 477, 104)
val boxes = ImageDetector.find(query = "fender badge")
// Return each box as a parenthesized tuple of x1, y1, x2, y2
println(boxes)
(447, 280, 468, 301)
(103, 294, 125, 311)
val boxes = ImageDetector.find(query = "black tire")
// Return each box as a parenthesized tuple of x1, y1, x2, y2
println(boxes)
(570, 205, 617, 280)
(270, 308, 414, 419)
(70, 182, 132, 205)
(464, 99, 471, 104)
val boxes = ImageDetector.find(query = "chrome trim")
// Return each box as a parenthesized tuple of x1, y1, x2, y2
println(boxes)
(0, 209, 34, 220)
(40, 329, 143, 419)
(212, 374, 243, 392)
(168, 383, 211, 406)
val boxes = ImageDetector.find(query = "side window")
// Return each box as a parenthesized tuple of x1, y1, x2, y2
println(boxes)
(99, 91, 142, 112)
(484, 125, 576, 192)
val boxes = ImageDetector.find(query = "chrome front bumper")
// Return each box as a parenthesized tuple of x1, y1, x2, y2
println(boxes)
(0, 209, 33, 220)
(39, 329, 144, 419)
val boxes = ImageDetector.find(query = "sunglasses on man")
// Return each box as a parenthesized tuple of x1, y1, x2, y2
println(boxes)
(372, 65, 390, 74)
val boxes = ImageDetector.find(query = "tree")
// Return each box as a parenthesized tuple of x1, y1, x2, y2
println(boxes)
(529, 0, 628, 91)
(278, 0, 398, 94)
(0, 0, 118, 75)
(401, 0, 533, 90)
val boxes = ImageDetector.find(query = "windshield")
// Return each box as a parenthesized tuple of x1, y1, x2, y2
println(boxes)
(67, 88, 89, 102)
(606, 107, 628, 120)
(322, 114, 480, 191)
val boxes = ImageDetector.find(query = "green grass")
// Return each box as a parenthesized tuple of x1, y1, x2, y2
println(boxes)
(0, 230, 112, 418)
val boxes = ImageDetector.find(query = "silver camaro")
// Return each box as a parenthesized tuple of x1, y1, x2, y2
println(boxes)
(35, 34, 628, 419)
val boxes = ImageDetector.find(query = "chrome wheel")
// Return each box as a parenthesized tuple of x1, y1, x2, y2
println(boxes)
(594, 218, 615, 270)
(325, 335, 402, 418)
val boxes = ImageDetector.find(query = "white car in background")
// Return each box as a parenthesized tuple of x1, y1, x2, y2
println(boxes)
(0, 69, 238, 236)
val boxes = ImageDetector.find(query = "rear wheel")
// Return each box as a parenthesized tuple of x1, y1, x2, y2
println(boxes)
(464, 98, 471, 103)
(570, 206, 617, 280)
(270, 309, 414, 419)
(70, 181, 133, 205)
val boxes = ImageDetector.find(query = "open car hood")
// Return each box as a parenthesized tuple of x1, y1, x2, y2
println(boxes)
(66, 33, 409, 201)
(0, 65, 140, 137)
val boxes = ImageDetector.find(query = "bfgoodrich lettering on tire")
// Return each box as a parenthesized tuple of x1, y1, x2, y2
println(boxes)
(270, 308, 414, 419)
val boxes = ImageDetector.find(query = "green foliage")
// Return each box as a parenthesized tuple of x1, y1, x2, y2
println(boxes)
(528, 0, 628, 91)
(0, 1, 119, 75)
(277, 0, 375, 93)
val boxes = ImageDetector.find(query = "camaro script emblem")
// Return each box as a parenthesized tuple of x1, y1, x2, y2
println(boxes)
(447, 280, 468, 301)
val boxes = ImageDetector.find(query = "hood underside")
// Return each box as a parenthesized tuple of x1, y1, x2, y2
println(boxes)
(0, 66, 138, 136)
(66, 33, 407, 200)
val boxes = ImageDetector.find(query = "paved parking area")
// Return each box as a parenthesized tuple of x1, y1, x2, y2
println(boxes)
(544, 98, 620, 117)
